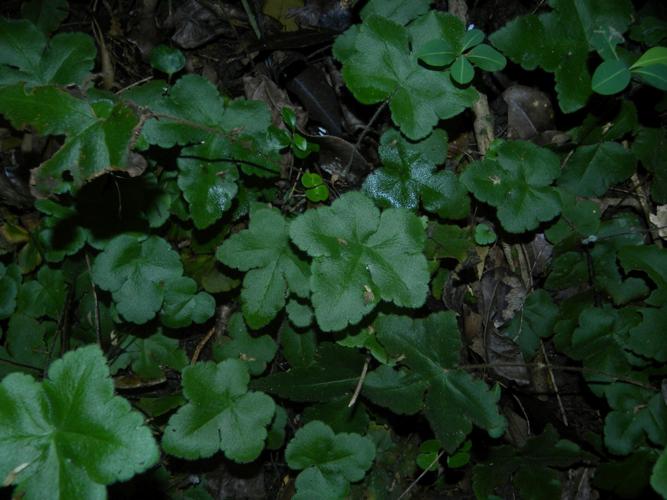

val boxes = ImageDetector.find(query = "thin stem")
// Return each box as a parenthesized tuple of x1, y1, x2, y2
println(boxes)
(457, 362, 655, 391)
(240, 0, 262, 40)
(348, 357, 370, 408)
(343, 99, 389, 177)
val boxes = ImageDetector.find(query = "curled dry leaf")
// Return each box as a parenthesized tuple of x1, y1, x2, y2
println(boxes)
(502, 85, 555, 140)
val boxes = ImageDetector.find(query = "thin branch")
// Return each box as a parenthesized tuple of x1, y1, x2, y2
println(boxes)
(457, 362, 656, 391)
(398, 451, 445, 500)
(342, 99, 389, 177)
(348, 357, 370, 408)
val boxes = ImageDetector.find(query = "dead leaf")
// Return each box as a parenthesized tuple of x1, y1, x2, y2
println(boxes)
(503, 85, 554, 140)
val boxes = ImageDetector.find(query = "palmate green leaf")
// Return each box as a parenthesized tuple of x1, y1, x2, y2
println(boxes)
(558, 142, 636, 197)
(604, 383, 667, 455)
(545, 190, 601, 245)
(162, 359, 275, 463)
(285, 421, 376, 500)
(21, 0, 69, 34)
(375, 312, 506, 452)
(627, 306, 667, 362)
(124, 76, 281, 228)
(213, 312, 277, 375)
(0, 345, 159, 500)
(461, 140, 561, 233)
(91, 235, 183, 324)
(333, 15, 478, 140)
(279, 324, 317, 369)
(425, 222, 474, 262)
(217, 207, 309, 329)
(360, 0, 431, 25)
(286, 299, 313, 328)
(409, 10, 466, 57)
(160, 276, 215, 328)
(490, 0, 634, 112)
(253, 343, 364, 402)
(0, 18, 95, 86)
(0, 85, 141, 197)
(592, 59, 632, 95)
(363, 129, 469, 219)
(290, 192, 429, 332)
(112, 331, 188, 379)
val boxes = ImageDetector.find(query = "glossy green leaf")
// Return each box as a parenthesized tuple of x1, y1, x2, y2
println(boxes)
(634, 63, 667, 90)
(466, 43, 506, 71)
(363, 128, 468, 219)
(112, 332, 188, 379)
(451, 55, 475, 84)
(490, 0, 634, 112)
(91, 235, 183, 324)
(0, 18, 95, 86)
(149, 44, 186, 75)
(462, 29, 485, 50)
(0, 85, 140, 196)
(160, 276, 215, 328)
(592, 60, 631, 95)
(163, 359, 275, 462)
(21, 0, 69, 34)
(253, 343, 364, 402)
(217, 207, 309, 328)
(360, 0, 431, 25)
(461, 140, 561, 233)
(0, 345, 159, 500)
(362, 365, 427, 415)
(334, 15, 477, 140)
(213, 312, 277, 375)
(376, 313, 506, 451)
(285, 421, 376, 500)
(631, 46, 667, 69)
(290, 192, 428, 331)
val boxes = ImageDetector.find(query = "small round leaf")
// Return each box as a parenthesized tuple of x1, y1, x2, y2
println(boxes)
(474, 223, 496, 245)
(631, 46, 667, 69)
(461, 28, 484, 51)
(149, 45, 186, 75)
(301, 171, 324, 188)
(592, 60, 631, 95)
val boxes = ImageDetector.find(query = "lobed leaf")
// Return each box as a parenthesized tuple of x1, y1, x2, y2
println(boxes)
(289, 192, 429, 331)
(0, 345, 159, 500)
(217, 207, 310, 329)
(163, 359, 275, 462)
(461, 140, 561, 233)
